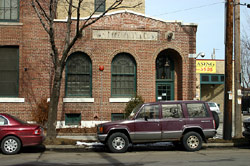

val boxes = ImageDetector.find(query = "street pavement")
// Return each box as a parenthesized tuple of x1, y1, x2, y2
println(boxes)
(1, 147, 250, 166)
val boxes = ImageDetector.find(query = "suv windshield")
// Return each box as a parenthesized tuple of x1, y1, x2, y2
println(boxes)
(129, 103, 143, 119)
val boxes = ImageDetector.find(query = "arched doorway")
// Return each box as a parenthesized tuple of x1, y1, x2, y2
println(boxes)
(156, 49, 182, 101)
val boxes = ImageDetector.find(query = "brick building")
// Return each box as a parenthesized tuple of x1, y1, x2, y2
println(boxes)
(195, 59, 225, 121)
(0, 0, 197, 128)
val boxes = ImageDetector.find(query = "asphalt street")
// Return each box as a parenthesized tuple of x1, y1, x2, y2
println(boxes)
(0, 146, 250, 166)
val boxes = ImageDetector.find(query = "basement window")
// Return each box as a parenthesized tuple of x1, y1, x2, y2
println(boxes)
(111, 113, 124, 121)
(65, 113, 81, 126)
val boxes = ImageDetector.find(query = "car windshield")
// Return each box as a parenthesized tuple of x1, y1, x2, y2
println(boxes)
(8, 114, 27, 124)
(129, 103, 143, 119)
(208, 103, 216, 107)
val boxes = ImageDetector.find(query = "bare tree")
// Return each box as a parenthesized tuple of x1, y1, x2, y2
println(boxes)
(31, 0, 141, 140)
(241, 12, 250, 90)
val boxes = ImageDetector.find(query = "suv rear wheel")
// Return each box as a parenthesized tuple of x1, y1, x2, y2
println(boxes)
(182, 132, 202, 151)
(107, 132, 129, 153)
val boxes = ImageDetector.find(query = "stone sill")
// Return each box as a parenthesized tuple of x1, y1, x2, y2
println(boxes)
(109, 98, 132, 103)
(0, 98, 25, 103)
(0, 22, 23, 26)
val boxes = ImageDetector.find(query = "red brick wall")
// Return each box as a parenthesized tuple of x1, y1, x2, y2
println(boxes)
(0, 2, 197, 123)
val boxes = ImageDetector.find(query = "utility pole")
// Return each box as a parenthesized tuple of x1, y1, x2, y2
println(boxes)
(234, 0, 242, 138)
(223, 0, 234, 140)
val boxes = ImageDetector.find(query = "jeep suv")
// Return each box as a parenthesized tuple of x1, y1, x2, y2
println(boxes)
(97, 101, 217, 153)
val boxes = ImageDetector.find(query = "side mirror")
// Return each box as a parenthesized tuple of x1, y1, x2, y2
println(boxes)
(144, 116, 148, 121)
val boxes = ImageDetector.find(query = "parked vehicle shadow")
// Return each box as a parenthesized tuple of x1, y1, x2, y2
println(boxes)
(21, 144, 46, 153)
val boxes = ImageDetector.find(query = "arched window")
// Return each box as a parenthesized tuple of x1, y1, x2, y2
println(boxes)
(156, 54, 174, 80)
(65, 52, 92, 97)
(111, 53, 136, 97)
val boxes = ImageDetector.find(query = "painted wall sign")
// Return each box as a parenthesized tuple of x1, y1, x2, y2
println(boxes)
(196, 60, 216, 73)
(92, 30, 158, 41)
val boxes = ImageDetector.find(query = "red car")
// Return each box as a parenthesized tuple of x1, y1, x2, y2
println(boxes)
(0, 113, 45, 155)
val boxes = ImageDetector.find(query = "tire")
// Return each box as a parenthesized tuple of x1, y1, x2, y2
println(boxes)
(1, 136, 21, 155)
(107, 132, 129, 153)
(212, 111, 220, 130)
(182, 132, 202, 151)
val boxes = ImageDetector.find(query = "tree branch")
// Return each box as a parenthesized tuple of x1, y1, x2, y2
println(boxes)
(31, 0, 50, 34)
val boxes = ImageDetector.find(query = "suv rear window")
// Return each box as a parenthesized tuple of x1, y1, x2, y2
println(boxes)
(187, 103, 209, 118)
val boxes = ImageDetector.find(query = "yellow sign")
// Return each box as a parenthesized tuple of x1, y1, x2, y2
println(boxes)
(196, 61, 216, 73)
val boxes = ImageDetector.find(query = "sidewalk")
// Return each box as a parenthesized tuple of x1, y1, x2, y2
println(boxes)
(45, 141, 249, 152)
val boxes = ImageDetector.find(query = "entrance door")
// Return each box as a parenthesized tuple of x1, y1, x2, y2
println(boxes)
(156, 50, 175, 101)
(156, 83, 173, 101)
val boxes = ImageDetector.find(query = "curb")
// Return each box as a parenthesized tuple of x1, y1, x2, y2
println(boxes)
(45, 142, 249, 152)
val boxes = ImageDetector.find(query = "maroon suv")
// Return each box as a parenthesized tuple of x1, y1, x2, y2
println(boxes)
(97, 101, 217, 153)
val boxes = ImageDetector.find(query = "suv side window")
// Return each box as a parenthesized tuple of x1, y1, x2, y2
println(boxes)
(136, 105, 159, 119)
(162, 104, 183, 118)
(0, 116, 8, 125)
(187, 103, 209, 118)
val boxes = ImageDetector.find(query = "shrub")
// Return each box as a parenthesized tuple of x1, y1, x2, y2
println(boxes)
(124, 94, 144, 118)
(32, 98, 49, 127)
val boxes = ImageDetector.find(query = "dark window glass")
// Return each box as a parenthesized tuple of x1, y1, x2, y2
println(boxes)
(0, 0, 19, 21)
(201, 75, 209, 82)
(66, 52, 91, 97)
(0, 116, 8, 125)
(94, 0, 105, 12)
(65, 113, 81, 125)
(112, 53, 136, 97)
(162, 104, 183, 118)
(136, 105, 159, 119)
(0, 46, 19, 97)
(187, 103, 209, 118)
(211, 75, 219, 82)
(156, 55, 173, 80)
(221, 75, 224, 82)
(111, 113, 124, 121)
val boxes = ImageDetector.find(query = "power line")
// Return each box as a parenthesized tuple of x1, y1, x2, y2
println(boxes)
(153, 1, 225, 17)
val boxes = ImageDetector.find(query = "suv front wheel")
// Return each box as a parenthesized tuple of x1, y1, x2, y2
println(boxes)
(107, 132, 129, 153)
(182, 132, 202, 151)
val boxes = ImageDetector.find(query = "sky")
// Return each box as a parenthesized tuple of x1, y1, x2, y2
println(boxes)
(145, 0, 250, 60)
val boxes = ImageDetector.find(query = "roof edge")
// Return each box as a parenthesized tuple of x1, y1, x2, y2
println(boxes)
(54, 10, 198, 26)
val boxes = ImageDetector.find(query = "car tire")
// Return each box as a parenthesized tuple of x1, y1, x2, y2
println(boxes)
(212, 111, 220, 129)
(107, 132, 129, 153)
(182, 132, 202, 151)
(1, 136, 21, 155)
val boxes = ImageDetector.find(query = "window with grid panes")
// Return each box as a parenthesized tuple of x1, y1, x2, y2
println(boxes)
(65, 52, 91, 97)
(111, 53, 136, 97)
(0, 0, 19, 22)
(94, 0, 105, 12)
(0, 46, 19, 97)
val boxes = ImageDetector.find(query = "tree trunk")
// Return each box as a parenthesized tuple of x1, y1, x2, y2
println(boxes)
(46, 64, 63, 140)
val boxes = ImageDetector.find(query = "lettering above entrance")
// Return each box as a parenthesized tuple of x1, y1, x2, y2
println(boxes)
(92, 30, 158, 41)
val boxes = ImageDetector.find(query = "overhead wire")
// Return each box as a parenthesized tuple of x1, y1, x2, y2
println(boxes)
(153, 1, 225, 17)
